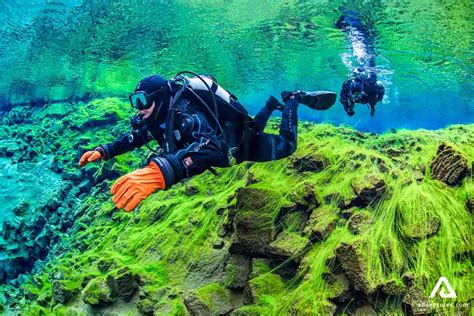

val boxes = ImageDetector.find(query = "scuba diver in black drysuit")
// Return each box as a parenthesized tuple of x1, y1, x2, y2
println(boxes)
(336, 11, 385, 116)
(79, 72, 336, 212)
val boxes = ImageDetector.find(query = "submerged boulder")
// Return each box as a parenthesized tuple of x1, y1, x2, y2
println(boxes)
(106, 267, 139, 302)
(351, 174, 386, 206)
(303, 205, 338, 241)
(224, 255, 251, 290)
(267, 231, 310, 260)
(335, 241, 379, 295)
(348, 211, 374, 235)
(430, 143, 468, 186)
(229, 188, 281, 257)
(82, 278, 114, 307)
(402, 286, 432, 315)
(184, 283, 236, 315)
(289, 152, 328, 173)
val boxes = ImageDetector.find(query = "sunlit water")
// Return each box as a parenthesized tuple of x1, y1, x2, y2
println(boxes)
(0, 0, 472, 133)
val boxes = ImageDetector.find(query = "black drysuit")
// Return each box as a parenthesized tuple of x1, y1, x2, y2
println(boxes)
(97, 96, 299, 188)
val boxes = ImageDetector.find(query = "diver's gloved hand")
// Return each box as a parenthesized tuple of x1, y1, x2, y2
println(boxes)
(265, 96, 284, 111)
(79, 150, 103, 167)
(111, 161, 166, 212)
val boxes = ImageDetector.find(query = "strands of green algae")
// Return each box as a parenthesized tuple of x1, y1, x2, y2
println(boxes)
(0, 99, 472, 314)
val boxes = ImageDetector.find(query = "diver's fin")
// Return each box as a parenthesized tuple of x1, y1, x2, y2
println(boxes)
(282, 90, 337, 110)
(299, 91, 337, 110)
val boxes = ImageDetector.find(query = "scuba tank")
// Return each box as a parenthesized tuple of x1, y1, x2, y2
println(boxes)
(164, 71, 252, 164)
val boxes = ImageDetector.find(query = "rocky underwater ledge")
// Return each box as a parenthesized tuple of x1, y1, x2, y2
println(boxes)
(0, 98, 472, 315)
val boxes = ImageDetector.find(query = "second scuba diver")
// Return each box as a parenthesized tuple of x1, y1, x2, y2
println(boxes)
(79, 72, 336, 212)
(336, 11, 385, 116)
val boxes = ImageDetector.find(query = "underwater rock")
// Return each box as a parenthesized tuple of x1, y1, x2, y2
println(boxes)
(325, 272, 353, 303)
(303, 205, 338, 241)
(184, 283, 235, 315)
(430, 143, 468, 186)
(212, 238, 225, 249)
(82, 278, 114, 307)
(229, 187, 280, 257)
(185, 247, 230, 290)
(277, 211, 308, 233)
(353, 305, 377, 315)
(348, 211, 373, 234)
(351, 174, 386, 206)
(289, 152, 328, 173)
(286, 181, 321, 214)
(106, 267, 139, 302)
(52, 280, 78, 304)
(97, 258, 118, 273)
(136, 287, 176, 315)
(467, 198, 474, 213)
(267, 231, 310, 260)
(243, 273, 284, 305)
(224, 254, 251, 290)
(336, 241, 379, 295)
(381, 279, 406, 296)
(399, 214, 440, 239)
(402, 286, 432, 314)
(184, 184, 200, 196)
(249, 258, 272, 279)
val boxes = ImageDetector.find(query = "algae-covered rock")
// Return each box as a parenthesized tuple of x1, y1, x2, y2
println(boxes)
(185, 247, 230, 290)
(230, 305, 270, 315)
(52, 280, 79, 304)
(97, 258, 118, 273)
(335, 241, 379, 295)
(184, 283, 235, 315)
(224, 254, 251, 290)
(106, 267, 139, 302)
(290, 152, 328, 172)
(277, 211, 309, 233)
(354, 305, 377, 315)
(348, 211, 373, 234)
(303, 205, 338, 241)
(243, 273, 285, 305)
(467, 198, 474, 213)
(325, 272, 353, 302)
(430, 143, 468, 186)
(381, 279, 406, 296)
(82, 278, 114, 307)
(351, 174, 386, 206)
(267, 231, 310, 260)
(229, 187, 281, 257)
(249, 259, 271, 279)
(288, 181, 321, 211)
(402, 286, 432, 314)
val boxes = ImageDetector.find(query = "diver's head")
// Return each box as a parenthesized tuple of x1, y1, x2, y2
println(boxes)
(344, 101, 355, 116)
(352, 67, 369, 80)
(129, 74, 170, 122)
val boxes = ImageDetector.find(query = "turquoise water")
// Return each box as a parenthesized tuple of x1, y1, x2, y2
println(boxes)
(0, 1, 472, 132)
(0, 157, 62, 224)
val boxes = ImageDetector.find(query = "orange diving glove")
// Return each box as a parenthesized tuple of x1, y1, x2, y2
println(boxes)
(111, 161, 166, 212)
(79, 150, 102, 167)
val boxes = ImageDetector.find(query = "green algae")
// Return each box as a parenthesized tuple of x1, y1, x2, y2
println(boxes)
(0, 98, 472, 315)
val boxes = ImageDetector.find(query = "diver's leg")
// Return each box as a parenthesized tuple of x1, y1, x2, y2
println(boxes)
(253, 106, 274, 134)
(278, 95, 298, 154)
(245, 96, 299, 162)
(253, 96, 283, 133)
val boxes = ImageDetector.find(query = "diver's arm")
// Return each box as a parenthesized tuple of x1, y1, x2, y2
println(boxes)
(149, 119, 228, 188)
(99, 126, 153, 160)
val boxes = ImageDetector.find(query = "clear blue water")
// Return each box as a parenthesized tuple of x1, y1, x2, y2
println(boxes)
(0, 1, 472, 132)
